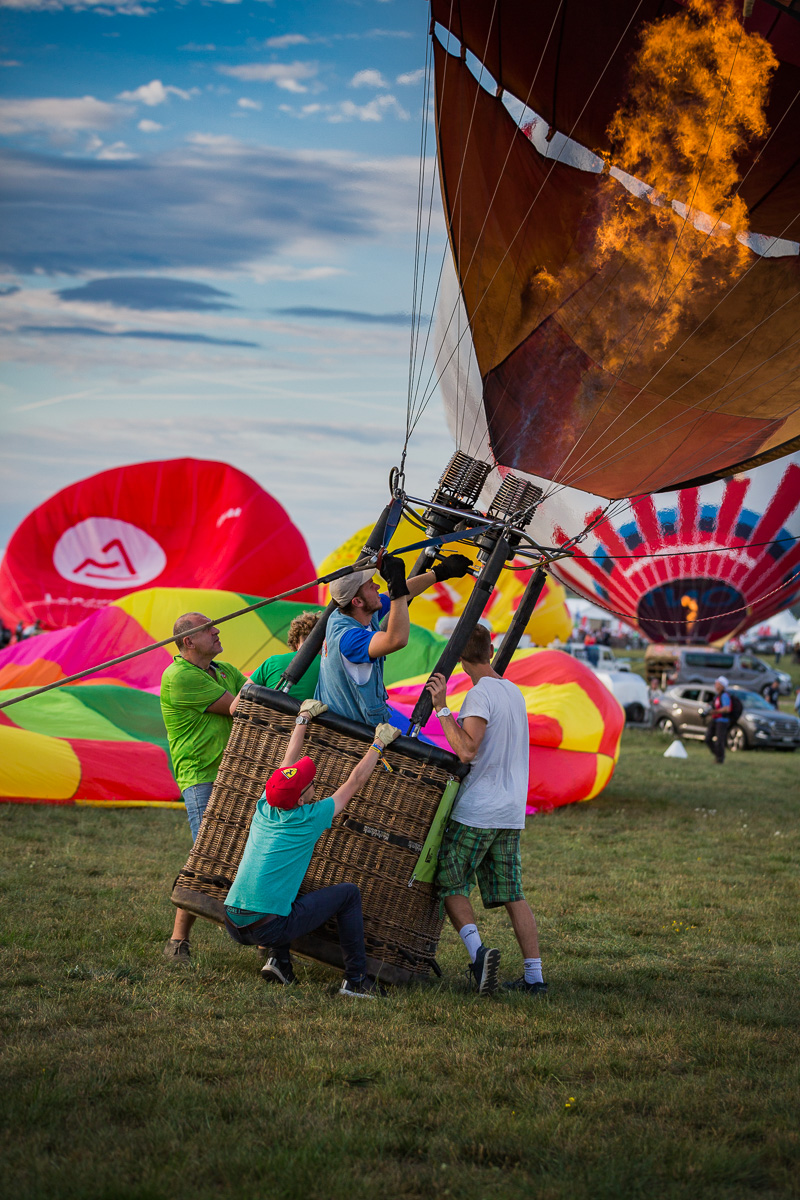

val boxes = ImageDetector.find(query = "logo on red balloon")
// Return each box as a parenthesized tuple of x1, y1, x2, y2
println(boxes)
(53, 518, 167, 589)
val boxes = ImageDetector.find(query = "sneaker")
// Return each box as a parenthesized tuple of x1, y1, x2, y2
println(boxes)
(502, 976, 548, 996)
(261, 956, 297, 986)
(468, 946, 501, 996)
(163, 938, 191, 965)
(338, 976, 388, 999)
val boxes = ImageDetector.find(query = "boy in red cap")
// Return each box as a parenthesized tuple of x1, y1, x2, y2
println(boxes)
(223, 698, 400, 998)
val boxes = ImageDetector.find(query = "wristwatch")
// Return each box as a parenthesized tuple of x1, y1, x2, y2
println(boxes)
(436, 706, 452, 719)
(295, 715, 310, 726)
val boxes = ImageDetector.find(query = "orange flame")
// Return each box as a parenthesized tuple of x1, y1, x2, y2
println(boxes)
(580, 0, 777, 367)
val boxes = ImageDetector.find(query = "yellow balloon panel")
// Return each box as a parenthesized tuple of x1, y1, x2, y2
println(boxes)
(318, 515, 572, 643)
(114, 587, 272, 675)
(590, 755, 617, 799)
(0, 725, 81, 800)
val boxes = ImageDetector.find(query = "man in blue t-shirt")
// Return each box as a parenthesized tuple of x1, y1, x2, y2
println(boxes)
(223, 698, 401, 999)
(316, 552, 471, 727)
(705, 675, 732, 764)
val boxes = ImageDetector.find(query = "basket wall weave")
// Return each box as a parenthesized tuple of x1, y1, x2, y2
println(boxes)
(171, 686, 464, 982)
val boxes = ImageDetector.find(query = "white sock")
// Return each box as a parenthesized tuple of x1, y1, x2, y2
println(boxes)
(459, 924, 482, 963)
(524, 957, 543, 984)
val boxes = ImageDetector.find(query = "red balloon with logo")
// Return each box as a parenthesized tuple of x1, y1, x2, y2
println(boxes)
(0, 458, 319, 630)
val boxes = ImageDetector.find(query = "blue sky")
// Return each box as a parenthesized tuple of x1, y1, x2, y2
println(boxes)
(0, 0, 454, 562)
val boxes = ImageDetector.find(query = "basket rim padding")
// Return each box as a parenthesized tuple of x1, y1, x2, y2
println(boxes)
(242, 682, 469, 780)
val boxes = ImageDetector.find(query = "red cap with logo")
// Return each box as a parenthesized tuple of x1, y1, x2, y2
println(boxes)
(263, 756, 317, 810)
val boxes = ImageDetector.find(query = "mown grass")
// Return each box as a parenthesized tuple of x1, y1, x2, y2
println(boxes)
(1, 730, 798, 1200)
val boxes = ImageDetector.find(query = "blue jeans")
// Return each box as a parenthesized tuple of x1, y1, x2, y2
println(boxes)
(182, 782, 214, 841)
(225, 883, 367, 982)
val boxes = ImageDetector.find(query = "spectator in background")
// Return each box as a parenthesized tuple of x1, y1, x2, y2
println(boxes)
(765, 679, 780, 710)
(705, 676, 732, 765)
(584, 633, 599, 667)
(773, 638, 785, 665)
(794, 688, 800, 716)
(0, 619, 10, 649)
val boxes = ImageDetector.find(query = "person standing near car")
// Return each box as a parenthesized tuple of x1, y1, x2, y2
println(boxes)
(705, 676, 732, 764)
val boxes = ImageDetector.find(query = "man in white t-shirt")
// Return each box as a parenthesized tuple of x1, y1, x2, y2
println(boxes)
(426, 624, 546, 998)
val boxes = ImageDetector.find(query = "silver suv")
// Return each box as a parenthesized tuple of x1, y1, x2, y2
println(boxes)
(651, 685, 800, 752)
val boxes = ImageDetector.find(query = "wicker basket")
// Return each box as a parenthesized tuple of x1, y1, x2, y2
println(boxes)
(171, 685, 465, 984)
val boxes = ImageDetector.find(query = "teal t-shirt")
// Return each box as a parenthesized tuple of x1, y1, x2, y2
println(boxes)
(160, 657, 247, 793)
(225, 796, 335, 920)
(250, 652, 320, 702)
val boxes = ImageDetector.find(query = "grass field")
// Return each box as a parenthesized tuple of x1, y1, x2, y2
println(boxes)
(1, 729, 798, 1200)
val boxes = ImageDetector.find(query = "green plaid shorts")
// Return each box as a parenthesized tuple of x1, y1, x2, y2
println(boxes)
(435, 821, 524, 910)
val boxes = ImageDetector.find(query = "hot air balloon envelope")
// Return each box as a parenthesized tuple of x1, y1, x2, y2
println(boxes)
(0, 459, 319, 630)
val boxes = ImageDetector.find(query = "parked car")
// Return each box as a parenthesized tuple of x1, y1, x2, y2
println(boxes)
(644, 644, 792, 695)
(562, 642, 631, 672)
(596, 668, 651, 724)
(560, 643, 648, 722)
(742, 636, 781, 656)
(651, 685, 800, 751)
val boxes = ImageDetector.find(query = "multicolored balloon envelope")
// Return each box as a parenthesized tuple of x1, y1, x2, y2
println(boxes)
(528, 453, 800, 644)
(0, 458, 319, 631)
(388, 649, 625, 813)
(317, 513, 572, 645)
(0, 586, 448, 806)
(430, 0, 800, 500)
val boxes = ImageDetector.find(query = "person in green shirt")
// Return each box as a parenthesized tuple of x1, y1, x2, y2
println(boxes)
(234, 610, 321, 708)
(160, 611, 247, 964)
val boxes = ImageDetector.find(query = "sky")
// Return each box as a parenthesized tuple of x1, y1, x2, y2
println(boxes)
(0, 0, 455, 563)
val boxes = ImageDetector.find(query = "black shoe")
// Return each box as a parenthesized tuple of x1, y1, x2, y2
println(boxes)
(261, 956, 297, 986)
(502, 976, 548, 996)
(338, 976, 388, 999)
(163, 938, 191, 966)
(468, 946, 500, 996)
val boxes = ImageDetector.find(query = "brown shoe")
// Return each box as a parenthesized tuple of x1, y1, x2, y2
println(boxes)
(163, 938, 191, 964)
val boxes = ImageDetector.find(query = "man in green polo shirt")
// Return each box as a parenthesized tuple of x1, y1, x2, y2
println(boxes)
(160, 611, 247, 964)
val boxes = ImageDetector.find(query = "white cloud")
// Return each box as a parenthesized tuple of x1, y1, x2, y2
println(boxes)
(138, 119, 163, 132)
(396, 69, 424, 85)
(117, 80, 196, 107)
(218, 61, 318, 93)
(264, 34, 310, 49)
(350, 69, 389, 89)
(0, 96, 125, 135)
(328, 95, 409, 123)
(237, 98, 262, 111)
(0, 139, 433, 275)
(96, 141, 137, 160)
(1, 60, 22, 67)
